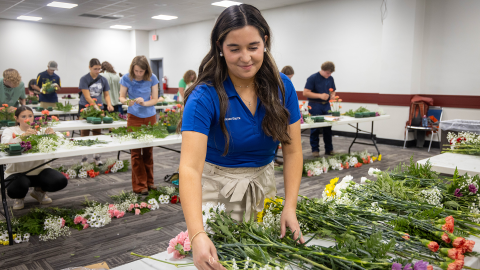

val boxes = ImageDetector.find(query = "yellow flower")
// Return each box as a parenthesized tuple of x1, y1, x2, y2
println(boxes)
(330, 177, 339, 185)
(378, 154, 382, 161)
(257, 197, 283, 222)
(372, 156, 377, 161)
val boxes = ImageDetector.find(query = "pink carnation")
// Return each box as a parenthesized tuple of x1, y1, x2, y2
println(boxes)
(135, 203, 140, 208)
(307, 170, 312, 177)
(60, 218, 66, 228)
(140, 202, 147, 208)
(135, 209, 140, 215)
(83, 224, 89, 230)
(109, 204, 115, 209)
(116, 211, 125, 218)
(147, 204, 152, 209)
(81, 218, 88, 225)
(183, 237, 191, 252)
(114, 210, 120, 217)
(128, 204, 134, 212)
(74, 216, 83, 224)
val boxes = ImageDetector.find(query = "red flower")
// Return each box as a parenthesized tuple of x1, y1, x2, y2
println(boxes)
(402, 233, 410, 240)
(170, 195, 180, 204)
(427, 241, 439, 252)
(329, 88, 334, 92)
(453, 237, 466, 248)
(345, 162, 349, 169)
(165, 108, 171, 112)
(85, 104, 90, 108)
(462, 240, 475, 253)
(41, 110, 50, 116)
(12, 133, 16, 139)
(442, 233, 452, 243)
(176, 104, 182, 108)
(105, 170, 110, 174)
(442, 222, 454, 233)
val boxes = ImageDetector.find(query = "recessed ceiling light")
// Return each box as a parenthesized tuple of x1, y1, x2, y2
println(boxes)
(17, 16, 42, 21)
(151, 15, 178, 20)
(211, 1, 242, 8)
(110, 25, 132, 29)
(112, 14, 124, 18)
(47, 1, 78, 9)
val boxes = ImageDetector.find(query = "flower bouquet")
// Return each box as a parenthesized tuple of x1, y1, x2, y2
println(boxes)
(26, 95, 39, 104)
(328, 94, 342, 116)
(25, 110, 60, 132)
(79, 99, 104, 120)
(443, 131, 480, 156)
(159, 104, 183, 133)
(299, 101, 313, 124)
(0, 104, 16, 127)
(41, 79, 59, 94)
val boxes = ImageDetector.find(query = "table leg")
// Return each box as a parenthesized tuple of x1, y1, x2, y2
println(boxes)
(0, 165, 14, 245)
(370, 121, 380, 156)
(348, 123, 359, 154)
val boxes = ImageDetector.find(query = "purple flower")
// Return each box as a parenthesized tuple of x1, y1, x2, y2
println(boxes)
(469, 184, 478, 194)
(300, 117, 305, 124)
(392, 263, 402, 270)
(35, 117, 40, 121)
(454, 188, 463, 197)
(67, 94, 71, 98)
(403, 264, 412, 270)
(414, 260, 429, 270)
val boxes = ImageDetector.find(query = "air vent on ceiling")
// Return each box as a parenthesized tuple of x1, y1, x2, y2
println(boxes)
(79, 14, 119, 20)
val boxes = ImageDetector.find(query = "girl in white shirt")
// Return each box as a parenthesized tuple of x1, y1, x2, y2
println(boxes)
(1, 106, 68, 210)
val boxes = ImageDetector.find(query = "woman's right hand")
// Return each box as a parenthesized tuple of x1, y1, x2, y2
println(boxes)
(128, 100, 135, 107)
(192, 233, 226, 270)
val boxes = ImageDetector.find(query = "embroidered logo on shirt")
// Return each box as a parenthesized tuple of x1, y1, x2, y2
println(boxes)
(225, 117, 241, 121)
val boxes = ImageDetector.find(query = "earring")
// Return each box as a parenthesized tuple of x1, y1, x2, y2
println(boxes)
(219, 52, 223, 57)
(264, 48, 267, 52)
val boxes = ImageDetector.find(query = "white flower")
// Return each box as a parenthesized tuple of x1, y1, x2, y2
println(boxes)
(39, 216, 71, 241)
(165, 186, 176, 195)
(78, 171, 87, 178)
(137, 134, 155, 143)
(361, 177, 368, 184)
(368, 168, 381, 177)
(159, 195, 170, 204)
(66, 169, 77, 178)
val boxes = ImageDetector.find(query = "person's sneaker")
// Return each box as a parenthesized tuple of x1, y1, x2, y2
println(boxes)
(30, 190, 53, 204)
(326, 151, 335, 156)
(312, 152, 320, 157)
(93, 154, 103, 166)
(13, 198, 24, 210)
(81, 155, 88, 165)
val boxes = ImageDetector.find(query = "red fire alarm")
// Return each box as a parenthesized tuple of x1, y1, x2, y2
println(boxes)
(152, 34, 158, 41)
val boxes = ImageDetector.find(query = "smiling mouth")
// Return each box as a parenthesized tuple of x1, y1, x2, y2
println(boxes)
(239, 65, 253, 70)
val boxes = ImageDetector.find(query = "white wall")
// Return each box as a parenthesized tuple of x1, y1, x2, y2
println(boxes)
(0, 19, 133, 87)
(148, 20, 214, 86)
(131, 30, 150, 58)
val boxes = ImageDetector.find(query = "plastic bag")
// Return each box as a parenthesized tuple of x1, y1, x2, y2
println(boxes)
(440, 119, 480, 134)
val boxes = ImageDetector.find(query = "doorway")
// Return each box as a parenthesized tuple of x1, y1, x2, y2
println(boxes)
(150, 58, 163, 96)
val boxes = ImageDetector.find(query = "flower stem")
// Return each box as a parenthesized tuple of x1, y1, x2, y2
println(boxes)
(130, 252, 194, 268)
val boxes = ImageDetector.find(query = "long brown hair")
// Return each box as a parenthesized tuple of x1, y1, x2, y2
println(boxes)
(101, 61, 117, 74)
(183, 70, 197, 84)
(128, 56, 152, 81)
(179, 4, 291, 155)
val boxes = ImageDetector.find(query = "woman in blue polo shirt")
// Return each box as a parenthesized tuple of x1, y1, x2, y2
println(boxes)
(179, 4, 304, 269)
(119, 56, 159, 195)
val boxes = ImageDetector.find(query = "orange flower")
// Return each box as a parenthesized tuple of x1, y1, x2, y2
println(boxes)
(24, 119, 29, 123)
(335, 96, 339, 99)
(66, 131, 70, 137)
(441, 248, 464, 260)
(462, 240, 475, 253)
(93, 98, 97, 101)
(302, 101, 306, 104)
(52, 116, 59, 121)
(176, 104, 182, 108)
(339, 99, 343, 102)
(12, 133, 16, 139)
(442, 222, 454, 234)
(454, 260, 464, 270)
(80, 108, 84, 112)
(172, 109, 176, 113)
(90, 103, 95, 106)
(427, 241, 439, 252)
(339, 106, 342, 109)
(442, 233, 451, 243)
(299, 105, 302, 109)
(329, 88, 333, 92)
(427, 266, 433, 270)
(402, 233, 410, 240)
(2, 104, 8, 107)
(165, 108, 171, 112)
(85, 104, 90, 108)
(453, 237, 466, 248)
(35, 125, 39, 129)
(41, 110, 50, 116)
(308, 106, 311, 109)
(97, 104, 102, 107)
(345, 162, 349, 169)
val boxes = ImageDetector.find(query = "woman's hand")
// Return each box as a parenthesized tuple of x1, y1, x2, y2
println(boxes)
(280, 205, 305, 243)
(127, 99, 136, 107)
(45, 127, 55, 135)
(107, 105, 114, 112)
(135, 97, 145, 106)
(24, 128, 37, 136)
(192, 233, 226, 270)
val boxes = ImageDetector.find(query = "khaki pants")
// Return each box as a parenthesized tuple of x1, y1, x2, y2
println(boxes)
(40, 102, 56, 108)
(201, 162, 276, 222)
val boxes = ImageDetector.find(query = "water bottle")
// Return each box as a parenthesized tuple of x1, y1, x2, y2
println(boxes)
(422, 115, 428, 127)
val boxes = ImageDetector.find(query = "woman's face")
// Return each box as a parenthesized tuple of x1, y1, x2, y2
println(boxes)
(222, 26, 267, 80)
(287, 74, 294, 79)
(15, 110, 34, 130)
(190, 74, 195, 81)
(134, 65, 146, 80)
(90, 65, 102, 76)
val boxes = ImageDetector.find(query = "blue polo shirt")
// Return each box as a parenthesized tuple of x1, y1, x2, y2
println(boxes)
(119, 73, 159, 118)
(304, 72, 336, 103)
(36, 70, 61, 103)
(182, 73, 301, 168)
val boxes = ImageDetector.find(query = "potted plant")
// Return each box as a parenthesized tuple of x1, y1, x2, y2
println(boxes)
(329, 95, 342, 116)
(79, 99, 105, 121)
(159, 104, 183, 133)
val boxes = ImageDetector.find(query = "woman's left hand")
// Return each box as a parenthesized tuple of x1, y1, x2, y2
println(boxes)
(135, 97, 145, 106)
(280, 205, 305, 243)
(107, 105, 114, 112)
(45, 127, 55, 135)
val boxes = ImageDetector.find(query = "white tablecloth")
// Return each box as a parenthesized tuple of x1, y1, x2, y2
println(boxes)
(418, 153, 480, 176)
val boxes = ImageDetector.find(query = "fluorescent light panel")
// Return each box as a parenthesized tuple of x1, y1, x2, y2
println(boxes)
(110, 25, 132, 29)
(47, 1, 78, 9)
(211, 1, 242, 7)
(151, 15, 178, 20)
(17, 16, 42, 21)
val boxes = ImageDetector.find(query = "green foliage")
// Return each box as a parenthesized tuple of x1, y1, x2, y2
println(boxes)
(344, 106, 370, 117)
(111, 123, 169, 139)
(54, 102, 73, 112)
